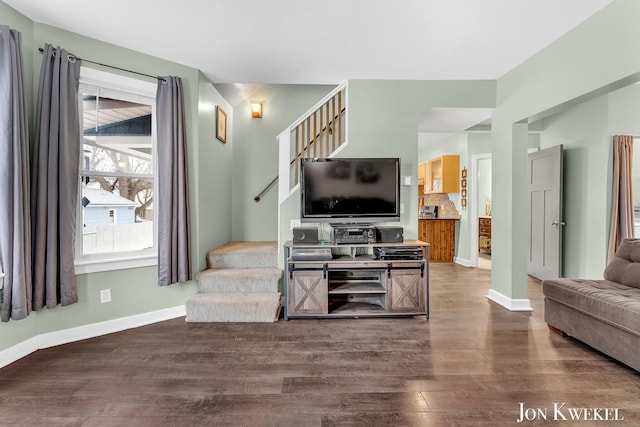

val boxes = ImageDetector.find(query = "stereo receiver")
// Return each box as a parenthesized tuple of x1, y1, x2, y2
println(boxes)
(331, 224, 376, 244)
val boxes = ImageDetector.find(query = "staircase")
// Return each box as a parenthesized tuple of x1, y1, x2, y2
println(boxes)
(185, 241, 282, 322)
(276, 83, 347, 204)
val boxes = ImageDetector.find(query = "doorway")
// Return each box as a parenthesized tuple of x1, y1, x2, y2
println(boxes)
(471, 153, 492, 269)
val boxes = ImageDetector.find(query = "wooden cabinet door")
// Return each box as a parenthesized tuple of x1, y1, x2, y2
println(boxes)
(288, 270, 328, 315)
(387, 269, 424, 313)
(440, 155, 460, 193)
(424, 155, 460, 194)
(418, 220, 427, 242)
(423, 160, 432, 194)
(418, 161, 426, 186)
(423, 220, 455, 262)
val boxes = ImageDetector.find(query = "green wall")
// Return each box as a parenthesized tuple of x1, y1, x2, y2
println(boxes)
(231, 84, 335, 242)
(491, 0, 640, 300)
(5, 0, 640, 353)
(278, 79, 497, 253)
(0, 3, 235, 351)
(538, 95, 610, 278)
(419, 81, 639, 282)
(343, 79, 495, 240)
(197, 73, 233, 270)
(419, 132, 542, 267)
(537, 82, 640, 279)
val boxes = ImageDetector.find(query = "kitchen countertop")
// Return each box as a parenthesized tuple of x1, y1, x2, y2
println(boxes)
(418, 217, 460, 220)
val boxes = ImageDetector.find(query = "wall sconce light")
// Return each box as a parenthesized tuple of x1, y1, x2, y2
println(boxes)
(251, 102, 262, 119)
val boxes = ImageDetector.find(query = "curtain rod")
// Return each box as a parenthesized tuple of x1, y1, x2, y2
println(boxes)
(38, 47, 166, 83)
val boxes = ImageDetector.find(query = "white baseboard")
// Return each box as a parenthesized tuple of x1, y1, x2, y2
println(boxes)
(487, 289, 533, 312)
(454, 257, 472, 267)
(0, 305, 185, 369)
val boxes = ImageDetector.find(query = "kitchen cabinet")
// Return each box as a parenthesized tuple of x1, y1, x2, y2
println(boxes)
(421, 155, 459, 194)
(418, 219, 457, 262)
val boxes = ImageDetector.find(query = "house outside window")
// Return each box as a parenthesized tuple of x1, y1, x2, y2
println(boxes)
(75, 68, 157, 274)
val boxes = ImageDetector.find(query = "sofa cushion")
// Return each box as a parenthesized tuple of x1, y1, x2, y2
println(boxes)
(603, 238, 640, 289)
(542, 278, 640, 336)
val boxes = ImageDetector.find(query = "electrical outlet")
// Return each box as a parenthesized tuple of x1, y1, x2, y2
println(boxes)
(290, 219, 301, 229)
(400, 203, 405, 214)
(100, 289, 111, 304)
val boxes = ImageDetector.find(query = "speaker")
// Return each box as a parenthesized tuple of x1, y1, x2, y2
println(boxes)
(375, 226, 404, 243)
(293, 227, 319, 244)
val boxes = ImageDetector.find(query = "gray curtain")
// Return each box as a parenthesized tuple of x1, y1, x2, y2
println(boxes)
(156, 76, 192, 286)
(31, 44, 81, 310)
(0, 26, 32, 322)
(608, 135, 634, 262)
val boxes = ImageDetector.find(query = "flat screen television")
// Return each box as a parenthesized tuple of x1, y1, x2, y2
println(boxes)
(300, 157, 400, 223)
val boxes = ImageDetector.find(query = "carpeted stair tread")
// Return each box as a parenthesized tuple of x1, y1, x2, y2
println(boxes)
(185, 293, 281, 323)
(196, 267, 282, 293)
(206, 241, 278, 269)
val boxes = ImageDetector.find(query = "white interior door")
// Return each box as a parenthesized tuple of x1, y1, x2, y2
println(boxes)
(527, 145, 564, 280)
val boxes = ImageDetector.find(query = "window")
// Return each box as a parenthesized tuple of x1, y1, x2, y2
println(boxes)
(75, 68, 157, 274)
(108, 209, 116, 225)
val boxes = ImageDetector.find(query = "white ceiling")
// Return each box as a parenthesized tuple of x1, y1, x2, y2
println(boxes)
(418, 107, 493, 150)
(5, 0, 614, 136)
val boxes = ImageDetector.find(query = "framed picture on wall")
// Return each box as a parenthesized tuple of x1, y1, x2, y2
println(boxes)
(216, 106, 227, 143)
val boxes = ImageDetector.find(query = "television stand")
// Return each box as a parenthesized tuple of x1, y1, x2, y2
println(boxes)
(283, 240, 429, 320)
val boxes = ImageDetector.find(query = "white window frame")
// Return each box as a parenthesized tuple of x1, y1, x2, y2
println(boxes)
(75, 67, 158, 274)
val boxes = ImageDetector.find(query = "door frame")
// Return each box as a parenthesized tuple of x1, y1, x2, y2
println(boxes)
(470, 148, 540, 269)
(470, 153, 492, 268)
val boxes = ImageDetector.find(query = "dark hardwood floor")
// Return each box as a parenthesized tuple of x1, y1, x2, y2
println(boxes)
(1, 263, 639, 426)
